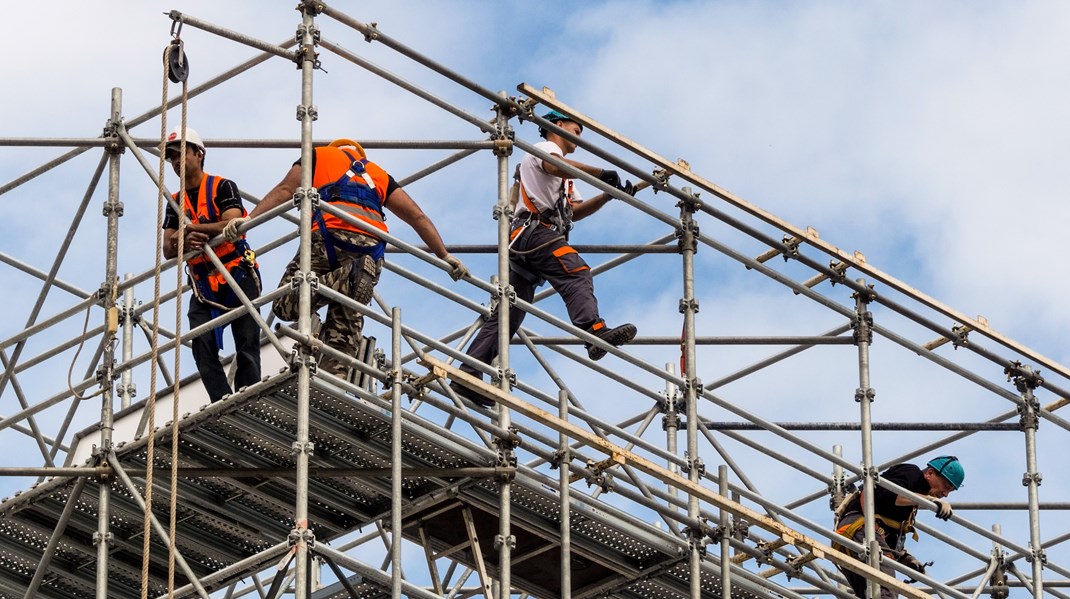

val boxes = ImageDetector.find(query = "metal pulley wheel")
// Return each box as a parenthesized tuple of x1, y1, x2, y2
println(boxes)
(165, 39, 189, 83)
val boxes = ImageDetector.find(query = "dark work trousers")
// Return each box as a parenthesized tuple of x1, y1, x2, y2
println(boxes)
(188, 271, 262, 402)
(461, 224, 600, 376)
(838, 512, 899, 599)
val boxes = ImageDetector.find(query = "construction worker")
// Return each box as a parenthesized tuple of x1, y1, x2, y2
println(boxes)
(833, 456, 963, 598)
(161, 126, 262, 403)
(227, 139, 468, 379)
(450, 110, 636, 407)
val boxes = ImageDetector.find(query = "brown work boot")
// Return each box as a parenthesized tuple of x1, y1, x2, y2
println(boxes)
(586, 323, 637, 361)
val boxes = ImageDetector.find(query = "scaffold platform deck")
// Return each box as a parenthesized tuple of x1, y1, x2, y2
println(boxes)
(0, 371, 773, 599)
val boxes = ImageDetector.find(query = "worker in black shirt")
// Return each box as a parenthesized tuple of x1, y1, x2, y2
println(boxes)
(162, 126, 261, 402)
(834, 456, 963, 598)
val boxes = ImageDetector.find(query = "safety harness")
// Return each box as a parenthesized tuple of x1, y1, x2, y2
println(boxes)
(180, 175, 260, 350)
(831, 490, 919, 556)
(313, 149, 387, 270)
(508, 173, 578, 286)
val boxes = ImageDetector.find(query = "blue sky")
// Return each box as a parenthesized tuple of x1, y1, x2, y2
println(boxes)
(2, 1, 1069, 595)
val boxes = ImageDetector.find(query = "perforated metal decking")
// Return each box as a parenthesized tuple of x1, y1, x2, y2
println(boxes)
(0, 372, 775, 599)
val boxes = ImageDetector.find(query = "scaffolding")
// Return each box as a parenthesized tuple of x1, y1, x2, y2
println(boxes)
(0, 3, 1067, 598)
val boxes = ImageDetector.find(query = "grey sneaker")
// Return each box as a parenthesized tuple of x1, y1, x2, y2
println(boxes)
(586, 323, 637, 361)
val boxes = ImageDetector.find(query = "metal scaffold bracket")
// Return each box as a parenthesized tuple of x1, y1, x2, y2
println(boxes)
(1006, 361, 1043, 391)
(295, 103, 319, 121)
(1021, 471, 1043, 487)
(854, 387, 876, 403)
(683, 452, 706, 477)
(851, 311, 874, 345)
(292, 187, 320, 209)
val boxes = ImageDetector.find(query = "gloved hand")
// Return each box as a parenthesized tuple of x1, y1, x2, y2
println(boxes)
(622, 180, 635, 196)
(896, 551, 926, 574)
(222, 216, 250, 241)
(444, 254, 469, 281)
(598, 169, 622, 189)
(930, 497, 953, 521)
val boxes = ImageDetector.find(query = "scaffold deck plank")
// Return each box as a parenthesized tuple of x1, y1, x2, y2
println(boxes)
(1, 371, 778, 598)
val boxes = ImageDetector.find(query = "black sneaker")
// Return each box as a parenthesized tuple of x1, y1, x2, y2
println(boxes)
(449, 379, 495, 408)
(586, 323, 637, 361)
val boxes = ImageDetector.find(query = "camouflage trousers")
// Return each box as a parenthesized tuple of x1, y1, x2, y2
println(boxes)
(273, 229, 383, 377)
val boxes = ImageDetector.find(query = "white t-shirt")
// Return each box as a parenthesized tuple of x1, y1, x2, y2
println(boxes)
(516, 140, 583, 216)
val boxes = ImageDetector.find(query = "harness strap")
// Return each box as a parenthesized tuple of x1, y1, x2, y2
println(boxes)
(314, 211, 386, 270)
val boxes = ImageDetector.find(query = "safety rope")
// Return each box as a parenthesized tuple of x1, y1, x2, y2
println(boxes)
(66, 302, 106, 401)
(140, 36, 191, 599)
(139, 41, 170, 599)
(167, 67, 191, 599)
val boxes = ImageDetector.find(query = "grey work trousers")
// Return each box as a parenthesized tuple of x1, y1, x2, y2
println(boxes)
(461, 224, 601, 376)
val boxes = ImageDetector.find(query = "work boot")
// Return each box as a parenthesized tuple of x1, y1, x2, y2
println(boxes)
(449, 377, 495, 409)
(586, 322, 637, 361)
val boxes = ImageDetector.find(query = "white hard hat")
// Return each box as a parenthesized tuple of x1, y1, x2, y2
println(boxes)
(165, 126, 205, 150)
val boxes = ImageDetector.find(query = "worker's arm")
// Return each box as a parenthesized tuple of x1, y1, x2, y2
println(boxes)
(248, 164, 302, 220)
(541, 156, 601, 179)
(187, 208, 244, 237)
(162, 227, 211, 259)
(384, 187, 449, 259)
(571, 193, 613, 221)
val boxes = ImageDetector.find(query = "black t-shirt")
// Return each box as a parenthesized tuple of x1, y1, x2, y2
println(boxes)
(298, 154, 402, 200)
(846, 463, 930, 523)
(163, 177, 242, 229)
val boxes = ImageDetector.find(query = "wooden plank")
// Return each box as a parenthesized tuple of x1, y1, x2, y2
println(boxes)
(425, 356, 933, 599)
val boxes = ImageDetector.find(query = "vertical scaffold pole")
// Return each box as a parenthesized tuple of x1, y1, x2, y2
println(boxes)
(985, 524, 1008, 599)
(96, 86, 124, 599)
(852, 280, 880, 599)
(719, 465, 731, 599)
(492, 96, 516, 599)
(390, 307, 403, 597)
(664, 363, 681, 512)
(1009, 363, 1045, 599)
(678, 188, 702, 597)
(120, 273, 135, 410)
(293, 4, 320, 598)
(559, 388, 572, 599)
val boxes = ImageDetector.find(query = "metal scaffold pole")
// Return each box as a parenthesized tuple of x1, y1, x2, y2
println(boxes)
(94, 87, 125, 599)
(678, 188, 703, 597)
(1010, 363, 1046, 599)
(853, 280, 880, 599)
(493, 96, 516, 599)
(293, 3, 319, 597)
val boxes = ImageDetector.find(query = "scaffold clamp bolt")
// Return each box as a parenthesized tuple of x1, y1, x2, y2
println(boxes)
(92, 531, 113, 547)
(854, 387, 875, 403)
(678, 298, 700, 314)
(291, 441, 315, 456)
(1021, 472, 1043, 486)
(494, 534, 516, 551)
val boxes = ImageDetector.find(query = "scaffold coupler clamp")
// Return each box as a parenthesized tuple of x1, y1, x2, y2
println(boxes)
(298, 0, 326, 16)
(582, 458, 614, 493)
(288, 527, 316, 551)
(515, 96, 538, 123)
(854, 387, 876, 404)
(686, 523, 710, 556)
(549, 448, 569, 470)
(683, 452, 706, 477)
(828, 260, 849, 286)
(1025, 545, 1047, 566)
(494, 533, 517, 551)
(1006, 361, 1043, 392)
(651, 167, 671, 193)
(851, 310, 874, 345)
(950, 323, 972, 348)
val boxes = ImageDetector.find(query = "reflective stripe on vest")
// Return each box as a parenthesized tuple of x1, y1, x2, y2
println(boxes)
(313, 147, 390, 235)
